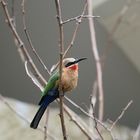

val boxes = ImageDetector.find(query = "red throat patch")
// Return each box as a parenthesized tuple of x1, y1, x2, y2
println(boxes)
(68, 64, 78, 71)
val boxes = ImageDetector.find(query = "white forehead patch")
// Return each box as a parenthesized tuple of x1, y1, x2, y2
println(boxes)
(63, 58, 76, 63)
(63, 58, 76, 66)
(50, 58, 76, 74)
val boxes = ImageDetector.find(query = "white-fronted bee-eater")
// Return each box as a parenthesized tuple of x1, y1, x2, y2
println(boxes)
(30, 57, 87, 129)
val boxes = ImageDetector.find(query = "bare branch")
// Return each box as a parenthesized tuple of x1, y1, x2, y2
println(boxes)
(1, 1, 134, 140)
(62, 15, 100, 25)
(90, 81, 98, 111)
(25, 61, 44, 91)
(0, 94, 57, 140)
(50, 1, 88, 73)
(21, 0, 51, 76)
(87, 0, 104, 121)
(49, 1, 88, 74)
(109, 100, 133, 130)
(1, 0, 47, 88)
(63, 1, 88, 58)
(64, 96, 115, 140)
(1, 2, 96, 138)
(89, 85, 104, 140)
(21, 2, 51, 138)
(54, 0, 67, 139)
(0, 94, 30, 125)
(63, 103, 93, 140)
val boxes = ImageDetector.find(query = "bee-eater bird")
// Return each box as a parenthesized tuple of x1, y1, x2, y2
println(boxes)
(30, 57, 87, 129)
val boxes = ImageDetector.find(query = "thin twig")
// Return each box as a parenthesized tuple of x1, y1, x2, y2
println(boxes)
(1, 1, 96, 138)
(0, 94, 57, 140)
(86, 1, 134, 138)
(21, 3, 51, 138)
(87, 0, 134, 131)
(89, 81, 99, 139)
(1, 0, 46, 88)
(0, 94, 30, 125)
(55, 97, 93, 139)
(63, 1, 88, 58)
(64, 96, 115, 140)
(89, 0, 133, 125)
(55, 0, 67, 140)
(63, 103, 93, 140)
(87, 0, 104, 121)
(62, 15, 100, 25)
(21, 0, 51, 75)
(1, 1, 124, 140)
(109, 100, 133, 131)
(51, 1, 88, 73)
(90, 81, 98, 111)
(90, 91, 104, 140)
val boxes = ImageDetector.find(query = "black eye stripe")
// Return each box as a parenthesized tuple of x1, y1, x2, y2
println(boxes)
(65, 58, 87, 67)
(65, 62, 75, 67)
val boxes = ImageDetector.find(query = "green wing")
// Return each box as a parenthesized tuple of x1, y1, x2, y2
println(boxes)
(41, 71, 59, 97)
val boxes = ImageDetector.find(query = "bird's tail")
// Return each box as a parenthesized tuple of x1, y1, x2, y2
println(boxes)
(30, 95, 58, 129)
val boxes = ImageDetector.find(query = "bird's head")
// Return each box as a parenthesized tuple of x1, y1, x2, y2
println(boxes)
(64, 57, 87, 71)
(50, 57, 87, 74)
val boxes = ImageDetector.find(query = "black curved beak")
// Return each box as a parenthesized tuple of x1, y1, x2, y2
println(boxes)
(74, 57, 87, 64)
(65, 57, 87, 67)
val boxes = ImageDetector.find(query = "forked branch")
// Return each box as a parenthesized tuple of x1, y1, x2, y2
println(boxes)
(54, 0, 67, 139)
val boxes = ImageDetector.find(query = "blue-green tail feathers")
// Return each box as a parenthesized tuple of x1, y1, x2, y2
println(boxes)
(38, 88, 59, 105)
(30, 90, 59, 129)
